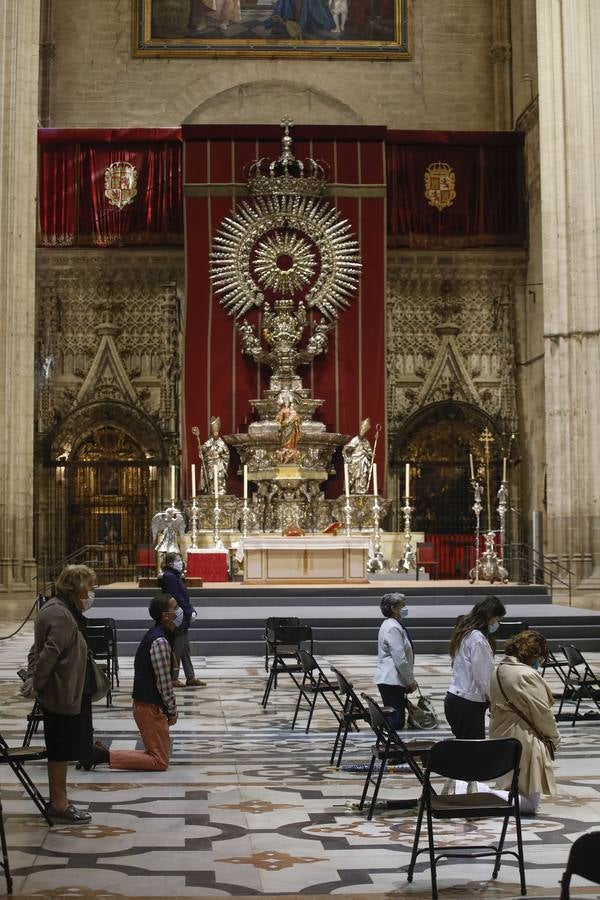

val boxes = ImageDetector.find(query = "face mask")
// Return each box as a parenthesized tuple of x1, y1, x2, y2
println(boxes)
(400, 607, 409, 619)
(172, 560, 184, 573)
(532, 659, 541, 670)
(173, 606, 184, 628)
(488, 621, 499, 634)
(82, 591, 95, 611)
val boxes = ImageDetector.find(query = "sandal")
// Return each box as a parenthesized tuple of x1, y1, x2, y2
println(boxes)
(46, 803, 92, 824)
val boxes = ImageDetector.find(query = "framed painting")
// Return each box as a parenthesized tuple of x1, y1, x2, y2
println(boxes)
(133, 0, 411, 60)
(97, 513, 122, 544)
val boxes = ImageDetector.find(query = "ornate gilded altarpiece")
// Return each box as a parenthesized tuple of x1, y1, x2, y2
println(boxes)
(134, 0, 411, 60)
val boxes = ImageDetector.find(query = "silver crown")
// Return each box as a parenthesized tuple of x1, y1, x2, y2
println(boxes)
(247, 118, 328, 199)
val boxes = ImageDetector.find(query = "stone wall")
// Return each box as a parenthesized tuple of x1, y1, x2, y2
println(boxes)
(44, 0, 497, 129)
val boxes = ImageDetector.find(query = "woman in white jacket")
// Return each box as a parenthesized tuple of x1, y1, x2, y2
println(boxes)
(445, 595, 506, 738)
(374, 593, 417, 729)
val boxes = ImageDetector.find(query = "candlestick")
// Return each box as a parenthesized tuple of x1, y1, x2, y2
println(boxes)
(170, 464, 176, 501)
(344, 462, 350, 498)
(502, 456, 507, 482)
(469, 453, 475, 480)
(243, 464, 248, 500)
(373, 462, 378, 497)
(405, 462, 410, 498)
(213, 464, 218, 499)
(191, 464, 196, 498)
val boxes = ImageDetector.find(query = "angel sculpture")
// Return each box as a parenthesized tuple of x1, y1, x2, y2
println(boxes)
(151, 506, 186, 554)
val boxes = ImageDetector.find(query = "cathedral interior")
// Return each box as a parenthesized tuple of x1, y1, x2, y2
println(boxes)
(2, 0, 600, 897)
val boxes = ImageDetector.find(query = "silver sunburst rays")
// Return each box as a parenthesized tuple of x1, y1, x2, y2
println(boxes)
(210, 194, 361, 321)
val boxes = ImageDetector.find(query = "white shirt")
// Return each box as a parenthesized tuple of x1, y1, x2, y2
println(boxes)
(374, 618, 414, 687)
(448, 629, 495, 703)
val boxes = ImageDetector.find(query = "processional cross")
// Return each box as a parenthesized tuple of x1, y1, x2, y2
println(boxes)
(479, 428, 494, 530)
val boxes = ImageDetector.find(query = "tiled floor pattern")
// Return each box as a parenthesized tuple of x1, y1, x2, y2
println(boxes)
(1, 627, 600, 898)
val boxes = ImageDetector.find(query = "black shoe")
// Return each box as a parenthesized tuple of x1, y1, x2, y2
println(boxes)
(77, 740, 109, 770)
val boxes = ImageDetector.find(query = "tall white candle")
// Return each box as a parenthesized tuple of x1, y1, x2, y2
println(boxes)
(213, 463, 219, 499)
(170, 464, 176, 500)
(469, 453, 475, 480)
(243, 464, 248, 500)
(344, 462, 350, 498)
(191, 464, 196, 498)
(373, 462, 378, 497)
(405, 462, 410, 498)
(502, 457, 507, 482)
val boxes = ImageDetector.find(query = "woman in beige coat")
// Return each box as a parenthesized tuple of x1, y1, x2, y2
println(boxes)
(480, 630, 560, 815)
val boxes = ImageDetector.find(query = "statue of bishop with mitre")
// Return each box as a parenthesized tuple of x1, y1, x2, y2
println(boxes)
(343, 417, 373, 494)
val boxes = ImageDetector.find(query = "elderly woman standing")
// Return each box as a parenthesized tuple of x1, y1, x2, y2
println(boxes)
(374, 592, 417, 729)
(481, 630, 560, 815)
(26, 564, 96, 823)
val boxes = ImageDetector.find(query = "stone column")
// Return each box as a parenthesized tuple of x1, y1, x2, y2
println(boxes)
(0, 1, 40, 592)
(536, 0, 600, 601)
(491, 0, 513, 130)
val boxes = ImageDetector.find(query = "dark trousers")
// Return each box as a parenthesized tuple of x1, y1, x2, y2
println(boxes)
(377, 683, 408, 730)
(444, 691, 487, 739)
(172, 627, 195, 681)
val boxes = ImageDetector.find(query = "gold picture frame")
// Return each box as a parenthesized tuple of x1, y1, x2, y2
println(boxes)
(133, 0, 411, 60)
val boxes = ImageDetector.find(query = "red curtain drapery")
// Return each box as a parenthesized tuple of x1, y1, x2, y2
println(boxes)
(182, 124, 387, 500)
(37, 129, 183, 247)
(386, 131, 525, 248)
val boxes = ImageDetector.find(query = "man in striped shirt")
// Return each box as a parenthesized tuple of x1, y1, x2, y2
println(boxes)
(94, 595, 179, 771)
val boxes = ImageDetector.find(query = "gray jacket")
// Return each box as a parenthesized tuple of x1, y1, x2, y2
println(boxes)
(30, 598, 88, 715)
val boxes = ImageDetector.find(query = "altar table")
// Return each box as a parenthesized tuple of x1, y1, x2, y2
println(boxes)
(186, 548, 229, 582)
(235, 535, 370, 584)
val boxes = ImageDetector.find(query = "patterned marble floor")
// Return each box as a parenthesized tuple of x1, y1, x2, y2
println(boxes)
(1, 626, 600, 898)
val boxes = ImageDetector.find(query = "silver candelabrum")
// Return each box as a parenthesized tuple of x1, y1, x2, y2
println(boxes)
(395, 495, 416, 573)
(367, 495, 386, 572)
(471, 480, 483, 584)
(343, 494, 353, 536)
(212, 495, 224, 548)
(497, 481, 508, 564)
(240, 498, 251, 537)
(190, 497, 200, 549)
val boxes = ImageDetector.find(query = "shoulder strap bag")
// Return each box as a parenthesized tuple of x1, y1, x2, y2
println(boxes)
(496, 663, 555, 760)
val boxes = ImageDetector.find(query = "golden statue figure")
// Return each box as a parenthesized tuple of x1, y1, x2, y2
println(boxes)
(343, 417, 373, 493)
(276, 396, 302, 463)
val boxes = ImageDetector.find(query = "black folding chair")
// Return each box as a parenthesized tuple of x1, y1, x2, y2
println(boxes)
(291, 649, 344, 733)
(0, 732, 53, 826)
(329, 667, 369, 767)
(560, 831, 600, 899)
(261, 623, 313, 708)
(542, 647, 572, 696)
(85, 621, 117, 706)
(22, 698, 43, 749)
(264, 616, 300, 672)
(407, 738, 526, 900)
(556, 644, 600, 724)
(496, 620, 528, 641)
(0, 795, 12, 894)
(360, 693, 434, 820)
(92, 616, 120, 688)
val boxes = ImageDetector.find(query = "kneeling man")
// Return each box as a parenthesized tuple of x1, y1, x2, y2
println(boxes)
(95, 595, 179, 771)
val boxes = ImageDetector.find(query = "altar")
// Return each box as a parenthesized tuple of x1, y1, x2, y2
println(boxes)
(236, 535, 371, 584)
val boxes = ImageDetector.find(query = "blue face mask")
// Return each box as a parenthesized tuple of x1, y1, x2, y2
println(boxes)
(488, 621, 500, 634)
(173, 606, 184, 628)
(532, 659, 541, 670)
(400, 607, 409, 619)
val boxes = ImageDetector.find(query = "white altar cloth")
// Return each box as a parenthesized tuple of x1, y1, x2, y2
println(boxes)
(236, 535, 371, 584)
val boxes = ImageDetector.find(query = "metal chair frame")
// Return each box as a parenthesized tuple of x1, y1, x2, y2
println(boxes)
(291, 649, 344, 733)
(261, 622, 313, 709)
(559, 831, 600, 899)
(406, 738, 526, 900)
(359, 693, 433, 820)
(556, 644, 600, 725)
(0, 732, 53, 826)
(329, 667, 369, 767)
(0, 795, 12, 894)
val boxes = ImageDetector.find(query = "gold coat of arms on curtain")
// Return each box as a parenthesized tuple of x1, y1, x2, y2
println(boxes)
(424, 161, 456, 211)
(104, 161, 138, 210)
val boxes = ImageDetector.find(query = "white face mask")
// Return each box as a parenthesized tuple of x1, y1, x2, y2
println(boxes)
(173, 606, 184, 628)
(82, 590, 95, 611)
(172, 560, 184, 573)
